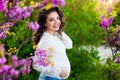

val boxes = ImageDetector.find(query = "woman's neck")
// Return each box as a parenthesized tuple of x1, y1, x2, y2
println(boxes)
(45, 30, 55, 36)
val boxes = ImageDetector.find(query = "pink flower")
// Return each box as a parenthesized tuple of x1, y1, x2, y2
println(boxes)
(59, 0, 66, 6)
(0, 57, 7, 65)
(51, 0, 66, 7)
(13, 59, 26, 67)
(23, 12, 31, 19)
(12, 55, 18, 62)
(0, 0, 4, 12)
(22, 6, 31, 19)
(99, 16, 114, 30)
(51, 0, 58, 7)
(43, 0, 66, 7)
(108, 17, 114, 25)
(1, 65, 12, 73)
(25, 60, 31, 67)
(0, 31, 7, 39)
(5, 6, 23, 22)
(28, 22, 40, 31)
(33, 49, 52, 67)
(10, 69, 19, 78)
(21, 67, 26, 76)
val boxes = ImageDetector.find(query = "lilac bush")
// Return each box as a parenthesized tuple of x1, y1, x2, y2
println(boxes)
(98, 2, 120, 80)
(0, 44, 54, 79)
(0, 44, 32, 80)
(99, 13, 120, 60)
(99, 16, 120, 60)
(0, 0, 66, 40)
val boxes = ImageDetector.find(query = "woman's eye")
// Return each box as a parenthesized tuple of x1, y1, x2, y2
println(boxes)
(50, 19, 53, 21)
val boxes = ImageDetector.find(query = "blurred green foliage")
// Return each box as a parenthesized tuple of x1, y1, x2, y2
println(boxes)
(62, 0, 104, 46)
(103, 57, 120, 80)
(66, 47, 107, 80)
(112, 2, 120, 26)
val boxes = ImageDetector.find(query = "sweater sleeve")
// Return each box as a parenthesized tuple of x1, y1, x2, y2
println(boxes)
(61, 32, 73, 49)
(32, 40, 61, 77)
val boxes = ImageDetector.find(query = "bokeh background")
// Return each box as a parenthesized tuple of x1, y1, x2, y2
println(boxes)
(1, 0, 120, 80)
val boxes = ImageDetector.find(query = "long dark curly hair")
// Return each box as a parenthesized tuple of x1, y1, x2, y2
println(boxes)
(32, 7, 65, 45)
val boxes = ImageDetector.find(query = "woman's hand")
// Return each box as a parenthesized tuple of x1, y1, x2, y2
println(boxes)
(60, 68, 68, 78)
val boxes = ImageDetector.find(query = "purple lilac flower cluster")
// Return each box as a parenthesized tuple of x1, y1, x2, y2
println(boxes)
(0, 4, 32, 39)
(99, 6, 120, 60)
(0, 22, 13, 39)
(0, 0, 4, 12)
(28, 22, 40, 31)
(0, 44, 32, 80)
(99, 15, 114, 30)
(4, 6, 31, 22)
(109, 27, 120, 52)
(115, 56, 120, 63)
(44, 0, 66, 7)
(33, 49, 52, 67)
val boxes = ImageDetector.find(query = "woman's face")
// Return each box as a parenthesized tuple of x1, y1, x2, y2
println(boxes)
(45, 11, 61, 33)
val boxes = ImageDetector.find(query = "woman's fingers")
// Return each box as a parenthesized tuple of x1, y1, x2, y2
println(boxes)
(60, 68, 68, 78)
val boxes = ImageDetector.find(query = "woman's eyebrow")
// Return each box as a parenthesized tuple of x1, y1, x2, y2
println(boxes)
(48, 16, 59, 19)
(48, 18, 54, 20)
(49, 17, 54, 19)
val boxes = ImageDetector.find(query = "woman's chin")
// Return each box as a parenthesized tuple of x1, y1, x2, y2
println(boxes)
(54, 28, 59, 31)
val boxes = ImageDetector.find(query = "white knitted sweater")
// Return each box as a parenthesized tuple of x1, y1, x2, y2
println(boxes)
(33, 31, 73, 79)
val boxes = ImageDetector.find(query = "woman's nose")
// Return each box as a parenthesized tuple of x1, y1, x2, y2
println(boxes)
(54, 20, 57, 24)
(54, 20, 60, 24)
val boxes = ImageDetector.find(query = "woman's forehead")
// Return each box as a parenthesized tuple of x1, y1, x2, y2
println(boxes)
(47, 11, 59, 18)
